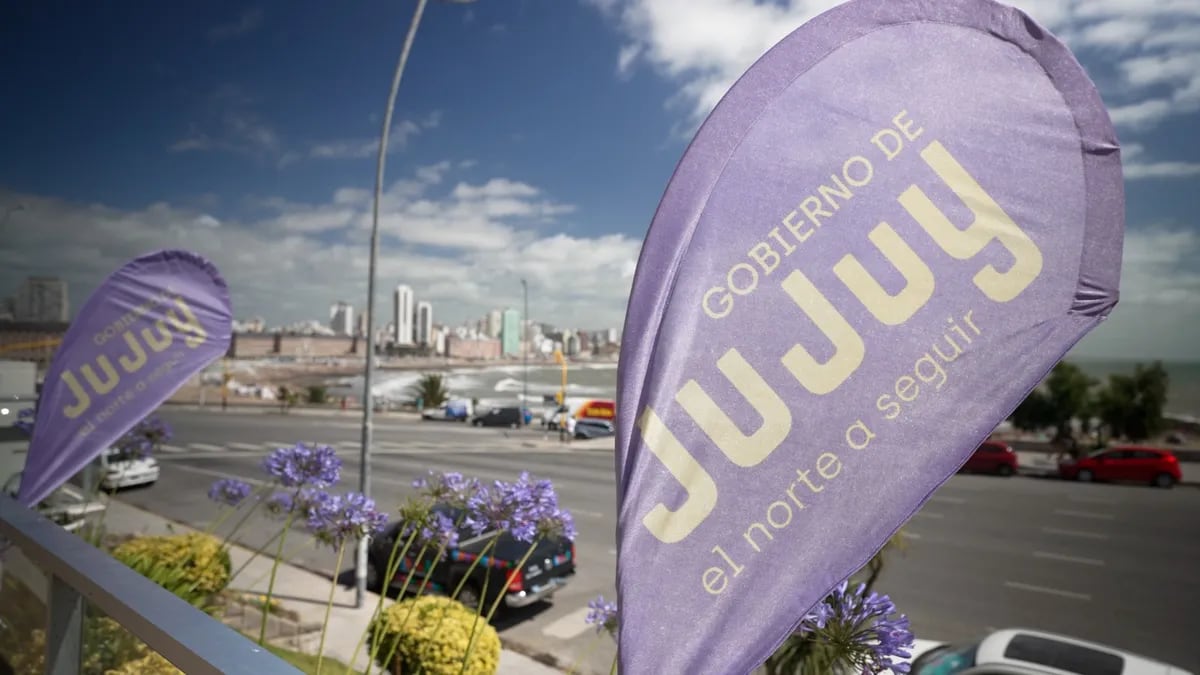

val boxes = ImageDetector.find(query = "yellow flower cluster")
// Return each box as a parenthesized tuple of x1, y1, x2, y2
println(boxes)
(369, 596, 500, 675)
(104, 650, 184, 675)
(112, 532, 231, 597)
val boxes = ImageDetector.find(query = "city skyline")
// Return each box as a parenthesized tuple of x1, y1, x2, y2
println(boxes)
(1, 2, 1197, 360)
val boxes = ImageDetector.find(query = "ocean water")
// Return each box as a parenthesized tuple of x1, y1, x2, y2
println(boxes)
(342, 358, 1200, 418)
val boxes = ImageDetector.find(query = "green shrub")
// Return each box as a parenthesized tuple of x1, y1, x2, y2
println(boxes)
(104, 651, 182, 675)
(9, 616, 148, 675)
(111, 533, 231, 610)
(367, 596, 500, 675)
(306, 385, 328, 404)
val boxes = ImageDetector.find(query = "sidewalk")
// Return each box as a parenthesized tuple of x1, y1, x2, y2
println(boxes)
(100, 499, 563, 674)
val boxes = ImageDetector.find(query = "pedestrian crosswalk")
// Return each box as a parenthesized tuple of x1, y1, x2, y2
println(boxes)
(157, 439, 566, 456)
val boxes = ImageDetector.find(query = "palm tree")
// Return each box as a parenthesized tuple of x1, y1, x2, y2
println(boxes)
(409, 373, 450, 408)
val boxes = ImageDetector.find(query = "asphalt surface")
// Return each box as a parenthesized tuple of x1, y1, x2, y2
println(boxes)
(118, 408, 1200, 674)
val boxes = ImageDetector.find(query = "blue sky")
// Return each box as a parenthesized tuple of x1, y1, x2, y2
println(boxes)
(1, 0, 1198, 360)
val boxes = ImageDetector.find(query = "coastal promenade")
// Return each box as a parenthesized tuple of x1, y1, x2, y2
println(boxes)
(110, 406, 1200, 674)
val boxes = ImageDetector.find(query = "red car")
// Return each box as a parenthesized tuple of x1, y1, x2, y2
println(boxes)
(961, 441, 1018, 476)
(1059, 445, 1181, 488)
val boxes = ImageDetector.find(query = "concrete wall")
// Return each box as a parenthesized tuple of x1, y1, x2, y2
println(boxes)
(446, 336, 501, 360)
(227, 333, 358, 358)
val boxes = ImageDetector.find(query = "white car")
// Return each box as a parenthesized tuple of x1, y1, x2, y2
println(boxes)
(97, 447, 160, 490)
(904, 628, 1192, 675)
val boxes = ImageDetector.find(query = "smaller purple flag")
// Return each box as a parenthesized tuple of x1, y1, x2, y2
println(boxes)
(18, 250, 232, 507)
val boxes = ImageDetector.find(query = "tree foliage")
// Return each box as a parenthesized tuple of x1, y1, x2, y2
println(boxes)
(1096, 361, 1169, 442)
(409, 373, 450, 408)
(1010, 360, 1170, 445)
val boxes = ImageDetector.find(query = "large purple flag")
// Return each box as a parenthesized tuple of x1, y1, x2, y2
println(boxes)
(614, 0, 1123, 672)
(18, 250, 232, 507)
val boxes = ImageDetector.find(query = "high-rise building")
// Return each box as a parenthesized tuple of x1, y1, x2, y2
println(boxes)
(13, 277, 69, 322)
(393, 284, 414, 345)
(414, 301, 433, 346)
(486, 310, 502, 339)
(500, 308, 521, 356)
(329, 301, 354, 336)
(356, 310, 370, 338)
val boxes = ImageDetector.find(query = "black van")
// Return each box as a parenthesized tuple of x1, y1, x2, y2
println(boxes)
(471, 406, 523, 428)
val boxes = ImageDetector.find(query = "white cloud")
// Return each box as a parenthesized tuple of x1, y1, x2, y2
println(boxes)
(0, 166, 640, 332)
(1121, 143, 1200, 179)
(308, 113, 441, 161)
(588, 0, 1200, 135)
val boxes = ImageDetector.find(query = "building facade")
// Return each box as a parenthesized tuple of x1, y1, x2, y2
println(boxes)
(501, 308, 521, 356)
(414, 301, 433, 346)
(393, 284, 414, 345)
(486, 310, 502, 339)
(329, 301, 354, 336)
(13, 277, 69, 323)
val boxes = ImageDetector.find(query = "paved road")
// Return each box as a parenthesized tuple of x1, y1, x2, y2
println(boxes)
(121, 409, 1200, 674)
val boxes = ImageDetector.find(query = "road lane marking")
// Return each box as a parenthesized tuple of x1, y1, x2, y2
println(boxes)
(171, 463, 271, 488)
(1033, 551, 1105, 567)
(930, 495, 965, 505)
(228, 442, 263, 451)
(607, 549, 617, 556)
(913, 511, 944, 519)
(1053, 509, 1114, 521)
(265, 442, 292, 449)
(541, 607, 594, 640)
(1004, 581, 1091, 601)
(160, 445, 186, 454)
(189, 443, 225, 452)
(1067, 494, 1118, 506)
(1041, 527, 1109, 540)
(900, 531, 922, 540)
(572, 510, 605, 519)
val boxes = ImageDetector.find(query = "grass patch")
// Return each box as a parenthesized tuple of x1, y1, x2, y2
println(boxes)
(265, 644, 366, 674)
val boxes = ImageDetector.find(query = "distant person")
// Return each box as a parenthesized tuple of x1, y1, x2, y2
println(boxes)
(565, 415, 577, 443)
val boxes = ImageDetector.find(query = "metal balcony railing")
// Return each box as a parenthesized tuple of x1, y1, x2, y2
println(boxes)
(0, 494, 301, 674)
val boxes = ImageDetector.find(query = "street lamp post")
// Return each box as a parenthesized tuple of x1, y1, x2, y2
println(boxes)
(521, 279, 528, 422)
(356, 0, 476, 610)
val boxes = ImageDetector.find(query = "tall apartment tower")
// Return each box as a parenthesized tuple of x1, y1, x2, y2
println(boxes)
(414, 301, 433, 346)
(393, 284, 414, 345)
(14, 276, 69, 322)
(329, 301, 354, 336)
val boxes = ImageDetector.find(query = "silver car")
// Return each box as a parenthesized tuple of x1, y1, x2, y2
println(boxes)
(907, 628, 1192, 675)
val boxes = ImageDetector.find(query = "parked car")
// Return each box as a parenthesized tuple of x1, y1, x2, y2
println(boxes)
(960, 441, 1018, 476)
(367, 504, 576, 612)
(1058, 446, 1181, 488)
(471, 406, 523, 428)
(422, 400, 471, 422)
(97, 446, 160, 490)
(906, 627, 1192, 674)
(574, 419, 615, 440)
(1, 472, 107, 533)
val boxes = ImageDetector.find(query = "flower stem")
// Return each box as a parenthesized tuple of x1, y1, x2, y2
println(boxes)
(460, 536, 542, 675)
(228, 527, 284, 585)
(316, 539, 347, 674)
(609, 653, 618, 675)
(374, 540, 433, 673)
(425, 534, 498, 649)
(358, 529, 419, 674)
(258, 510, 296, 646)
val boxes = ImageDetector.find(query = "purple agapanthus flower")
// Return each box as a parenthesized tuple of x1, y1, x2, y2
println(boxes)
(13, 407, 35, 436)
(207, 478, 253, 507)
(585, 595, 619, 637)
(799, 580, 915, 674)
(412, 470, 477, 509)
(308, 492, 387, 549)
(463, 473, 568, 544)
(262, 443, 341, 488)
(114, 415, 173, 458)
(263, 492, 294, 519)
(401, 509, 461, 553)
(536, 506, 577, 542)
